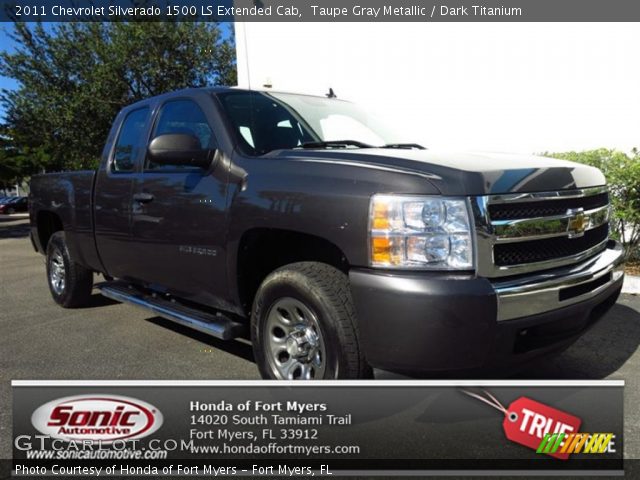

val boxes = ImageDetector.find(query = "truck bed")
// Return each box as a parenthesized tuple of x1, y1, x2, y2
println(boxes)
(30, 170, 100, 270)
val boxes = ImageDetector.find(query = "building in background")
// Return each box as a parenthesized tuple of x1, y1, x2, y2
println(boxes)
(234, 22, 639, 154)
(1, 181, 28, 197)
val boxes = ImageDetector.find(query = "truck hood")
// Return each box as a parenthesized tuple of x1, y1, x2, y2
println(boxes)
(274, 148, 606, 196)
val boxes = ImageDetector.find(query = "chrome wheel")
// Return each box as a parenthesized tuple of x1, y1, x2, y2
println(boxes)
(49, 250, 66, 295)
(264, 297, 326, 379)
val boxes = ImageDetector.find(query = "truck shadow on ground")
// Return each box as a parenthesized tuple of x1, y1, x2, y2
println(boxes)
(83, 293, 119, 308)
(0, 219, 30, 239)
(145, 316, 255, 363)
(514, 302, 640, 379)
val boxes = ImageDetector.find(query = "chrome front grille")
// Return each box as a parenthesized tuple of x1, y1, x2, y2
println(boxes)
(472, 186, 611, 278)
(488, 191, 609, 220)
(493, 224, 609, 266)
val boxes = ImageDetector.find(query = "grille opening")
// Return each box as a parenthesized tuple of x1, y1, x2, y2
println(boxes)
(494, 223, 609, 266)
(489, 192, 608, 221)
(559, 272, 612, 301)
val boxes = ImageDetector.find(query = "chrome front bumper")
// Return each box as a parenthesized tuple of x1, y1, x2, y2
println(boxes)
(494, 242, 625, 321)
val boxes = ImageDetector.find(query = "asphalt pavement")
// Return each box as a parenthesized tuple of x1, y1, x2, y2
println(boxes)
(1, 216, 639, 460)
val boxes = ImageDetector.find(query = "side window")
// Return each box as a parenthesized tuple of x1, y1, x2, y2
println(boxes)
(147, 99, 213, 171)
(112, 107, 149, 172)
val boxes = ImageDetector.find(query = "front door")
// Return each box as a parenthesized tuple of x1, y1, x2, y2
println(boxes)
(128, 97, 230, 308)
(94, 106, 151, 279)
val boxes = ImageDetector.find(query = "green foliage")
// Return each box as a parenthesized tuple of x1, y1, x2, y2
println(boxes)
(545, 148, 640, 260)
(0, 21, 236, 174)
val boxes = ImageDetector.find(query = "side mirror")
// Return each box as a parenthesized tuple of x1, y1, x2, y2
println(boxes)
(147, 133, 213, 169)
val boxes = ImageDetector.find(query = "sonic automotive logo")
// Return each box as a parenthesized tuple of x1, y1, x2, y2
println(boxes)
(31, 394, 163, 443)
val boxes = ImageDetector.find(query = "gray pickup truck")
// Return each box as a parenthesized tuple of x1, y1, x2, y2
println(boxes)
(29, 87, 624, 379)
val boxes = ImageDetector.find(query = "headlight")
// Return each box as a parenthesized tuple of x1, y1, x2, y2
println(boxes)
(369, 195, 474, 270)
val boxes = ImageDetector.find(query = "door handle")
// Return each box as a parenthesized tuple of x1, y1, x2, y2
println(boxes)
(133, 192, 154, 204)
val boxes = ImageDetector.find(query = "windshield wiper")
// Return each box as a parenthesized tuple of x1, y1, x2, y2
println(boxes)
(296, 140, 426, 151)
(298, 140, 373, 149)
(380, 143, 426, 150)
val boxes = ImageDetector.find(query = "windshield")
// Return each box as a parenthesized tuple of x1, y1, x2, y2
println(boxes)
(217, 91, 405, 155)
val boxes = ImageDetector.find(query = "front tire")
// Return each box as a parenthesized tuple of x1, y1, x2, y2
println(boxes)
(251, 262, 371, 379)
(46, 231, 93, 308)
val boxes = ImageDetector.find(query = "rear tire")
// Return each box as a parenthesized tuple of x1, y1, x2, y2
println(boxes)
(46, 231, 93, 308)
(251, 262, 372, 379)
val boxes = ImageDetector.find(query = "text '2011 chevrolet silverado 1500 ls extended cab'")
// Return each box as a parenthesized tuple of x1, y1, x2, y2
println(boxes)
(30, 87, 624, 379)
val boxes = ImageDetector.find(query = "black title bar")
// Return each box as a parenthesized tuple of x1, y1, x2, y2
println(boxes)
(2, 0, 640, 22)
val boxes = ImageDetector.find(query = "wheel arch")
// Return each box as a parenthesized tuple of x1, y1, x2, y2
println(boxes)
(234, 228, 350, 315)
(36, 210, 64, 253)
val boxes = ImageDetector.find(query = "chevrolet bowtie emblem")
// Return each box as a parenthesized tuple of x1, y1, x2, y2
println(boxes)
(567, 208, 588, 238)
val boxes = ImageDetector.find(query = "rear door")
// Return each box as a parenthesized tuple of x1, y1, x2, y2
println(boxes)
(127, 96, 230, 308)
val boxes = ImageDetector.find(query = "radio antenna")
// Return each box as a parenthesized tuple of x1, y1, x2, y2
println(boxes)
(241, 23, 251, 89)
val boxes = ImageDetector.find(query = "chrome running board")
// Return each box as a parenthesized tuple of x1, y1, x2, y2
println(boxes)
(98, 282, 246, 340)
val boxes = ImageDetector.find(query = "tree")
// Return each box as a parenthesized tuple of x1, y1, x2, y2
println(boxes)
(545, 148, 640, 260)
(0, 21, 236, 173)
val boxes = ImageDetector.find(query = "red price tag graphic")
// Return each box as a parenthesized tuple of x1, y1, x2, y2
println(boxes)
(463, 390, 582, 460)
(503, 397, 581, 460)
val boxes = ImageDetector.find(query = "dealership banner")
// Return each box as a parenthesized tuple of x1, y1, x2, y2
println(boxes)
(3, 0, 640, 22)
(11, 380, 623, 477)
